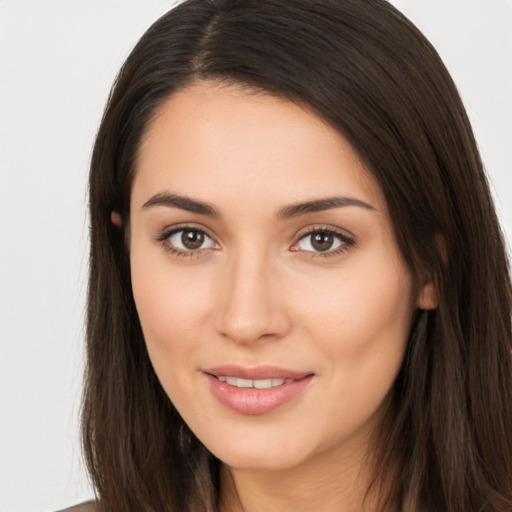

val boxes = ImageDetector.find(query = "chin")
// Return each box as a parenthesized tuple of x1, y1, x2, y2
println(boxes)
(217, 448, 308, 472)
(196, 426, 317, 472)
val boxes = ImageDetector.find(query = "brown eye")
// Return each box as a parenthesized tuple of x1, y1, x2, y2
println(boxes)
(296, 229, 347, 253)
(311, 232, 334, 252)
(182, 230, 204, 250)
(167, 228, 216, 252)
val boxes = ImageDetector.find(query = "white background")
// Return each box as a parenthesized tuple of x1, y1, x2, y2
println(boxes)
(0, 1, 510, 511)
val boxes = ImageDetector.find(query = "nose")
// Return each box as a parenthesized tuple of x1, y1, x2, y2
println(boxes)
(214, 249, 292, 344)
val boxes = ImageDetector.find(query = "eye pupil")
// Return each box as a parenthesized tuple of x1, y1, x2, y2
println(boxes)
(182, 230, 204, 250)
(311, 232, 334, 251)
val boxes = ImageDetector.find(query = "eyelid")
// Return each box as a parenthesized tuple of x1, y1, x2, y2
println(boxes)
(154, 222, 354, 258)
(291, 225, 355, 256)
(155, 222, 217, 241)
(169, 230, 216, 251)
(155, 223, 220, 256)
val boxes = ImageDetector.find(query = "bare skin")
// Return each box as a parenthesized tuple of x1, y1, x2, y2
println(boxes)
(128, 82, 437, 511)
(218, 430, 381, 512)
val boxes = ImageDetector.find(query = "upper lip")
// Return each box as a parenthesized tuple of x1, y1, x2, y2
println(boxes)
(203, 365, 313, 380)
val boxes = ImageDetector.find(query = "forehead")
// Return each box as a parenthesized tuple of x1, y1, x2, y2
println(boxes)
(132, 82, 385, 213)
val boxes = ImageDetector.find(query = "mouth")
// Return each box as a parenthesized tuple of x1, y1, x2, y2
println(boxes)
(214, 376, 296, 389)
(203, 365, 314, 415)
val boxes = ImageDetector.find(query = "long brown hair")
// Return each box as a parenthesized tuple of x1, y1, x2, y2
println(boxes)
(83, 0, 512, 510)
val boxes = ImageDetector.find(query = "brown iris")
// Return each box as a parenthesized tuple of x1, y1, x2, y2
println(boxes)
(181, 230, 205, 250)
(311, 231, 334, 252)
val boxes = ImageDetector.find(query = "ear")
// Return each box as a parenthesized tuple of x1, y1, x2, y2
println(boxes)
(111, 211, 123, 228)
(416, 274, 438, 310)
(417, 234, 446, 310)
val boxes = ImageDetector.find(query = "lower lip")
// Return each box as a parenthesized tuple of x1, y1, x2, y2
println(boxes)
(205, 374, 313, 415)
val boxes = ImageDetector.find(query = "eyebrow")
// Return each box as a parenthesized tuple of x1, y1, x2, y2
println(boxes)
(141, 192, 375, 219)
(142, 193, 220, 217)
(277, 196, 375, 219)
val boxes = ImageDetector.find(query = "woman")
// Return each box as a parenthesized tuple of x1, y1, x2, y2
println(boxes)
(71, 0, 512, 510)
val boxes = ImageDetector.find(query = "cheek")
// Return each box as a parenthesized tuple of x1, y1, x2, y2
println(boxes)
(130, 244, 214, 383)
(304, 250, 413, 338)
(133, 274, 208, 342)
(294, 252, 414, 386)
(293, 257, 414, 442)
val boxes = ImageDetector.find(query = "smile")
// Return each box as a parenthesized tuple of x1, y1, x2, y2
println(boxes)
(204, 366, 314, 415)
(216, 376, 295, 389)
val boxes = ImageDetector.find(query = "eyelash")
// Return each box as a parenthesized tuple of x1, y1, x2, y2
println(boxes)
(155, 224, 355, 259)
(155, 224, 216, 259)
(294, 226, 355, 258)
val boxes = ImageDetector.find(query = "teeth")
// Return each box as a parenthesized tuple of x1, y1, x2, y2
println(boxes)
(236, 378, 253, 388)
(254, 379, 273, 389)
(218, 376, 293, 389)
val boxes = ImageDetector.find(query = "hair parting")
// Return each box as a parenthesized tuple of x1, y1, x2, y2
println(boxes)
(83, 1, 512, 510)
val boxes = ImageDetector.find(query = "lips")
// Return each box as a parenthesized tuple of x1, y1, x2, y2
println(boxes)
(216, 376, 295, 389)
(203, 365, 314, 415)
(205, 364, 311, 381)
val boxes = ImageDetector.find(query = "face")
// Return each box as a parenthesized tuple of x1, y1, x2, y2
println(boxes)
(129, 82, 428, 472)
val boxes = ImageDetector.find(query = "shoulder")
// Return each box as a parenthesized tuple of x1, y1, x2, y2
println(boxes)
(56, 501, 98, 512)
